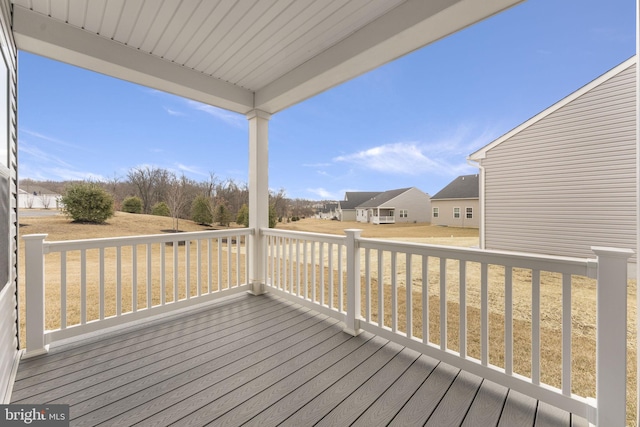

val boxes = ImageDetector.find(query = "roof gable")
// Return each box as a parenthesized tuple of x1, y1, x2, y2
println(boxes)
(432, 175, 479, 199)
(468, 56, 637, 160)
(340, 192, 382, 209)
(356, 187, 414, 208)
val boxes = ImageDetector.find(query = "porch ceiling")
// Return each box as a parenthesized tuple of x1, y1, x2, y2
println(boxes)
(11, 0, 522, 115)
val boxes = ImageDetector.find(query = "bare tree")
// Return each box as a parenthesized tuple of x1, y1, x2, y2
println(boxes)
(127, 166, 172, 214)
(165, 173, 191, 231)
(39, 194, 52, 209)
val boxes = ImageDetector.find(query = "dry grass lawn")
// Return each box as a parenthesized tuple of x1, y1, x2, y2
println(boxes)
(17, 213, 637, 424)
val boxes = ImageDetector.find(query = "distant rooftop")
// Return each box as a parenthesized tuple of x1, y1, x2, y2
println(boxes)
(432, 175, 479, 200)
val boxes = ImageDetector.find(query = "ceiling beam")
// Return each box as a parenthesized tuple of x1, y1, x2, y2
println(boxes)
(13, 6, 254, 114)
(255, 0, 524, 114)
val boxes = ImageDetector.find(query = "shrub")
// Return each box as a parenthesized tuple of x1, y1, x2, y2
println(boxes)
(121, 196, 143, 214)
(236, 204, 249, 227)
(191, 195, 213, 225)
(151, 202, 170, 217)
(61, 182, 114, 224)
(214, 203, 232, 227)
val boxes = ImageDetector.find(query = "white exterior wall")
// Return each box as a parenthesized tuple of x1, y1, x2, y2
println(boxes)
(339, 209, 357, 222)
(479, 62, 636, 263)
(431, 199, 479, 228)
(0, 0, 18, 403)
(391, 187, 431, 223)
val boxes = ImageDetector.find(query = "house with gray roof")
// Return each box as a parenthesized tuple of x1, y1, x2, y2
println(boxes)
(431, 174, 479, 228)
(337, 191, 382, 221)
(356, 187, 431, 224)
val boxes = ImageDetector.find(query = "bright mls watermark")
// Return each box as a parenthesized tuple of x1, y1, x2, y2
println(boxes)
(1, 405, 69, 426)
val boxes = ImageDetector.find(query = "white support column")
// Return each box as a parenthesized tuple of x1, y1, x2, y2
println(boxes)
(247, 110, 271, 295)
(344, 229, 362, 336)
(592, 246, 634, 427)
(23, 234, 49, 357)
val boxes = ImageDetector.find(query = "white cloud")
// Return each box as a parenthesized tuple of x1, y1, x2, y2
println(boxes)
(186, 100, 245, 128)
(334, 142, 444, 175)
(306, 187, 339, 200)
(165, 107, 186, 116)
(175, 163, 208, 177)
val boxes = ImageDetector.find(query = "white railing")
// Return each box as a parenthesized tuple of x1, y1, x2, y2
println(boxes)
(262, 227, 633, 426)
(371, 215, 395, 224)
(24, 229, 252, 355)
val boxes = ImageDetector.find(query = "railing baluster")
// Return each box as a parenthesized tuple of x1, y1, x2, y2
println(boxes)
(320, 242, 325, 306)
(439, 257, 446, 351)
(116, 246, 122, 316)
(146, 243, 152, 308)
(365, 248, 371, 322)
(303, 240, 308, 299)
(207, 239, 212, 294)
(237, 235, 241, 287)
(391, 251, 397, 333)
(422, 255, 428, 343)
(338, 244, 344, 312)
(186, 240, 191, 298)
(459, 260, 466, 358)
(328, 242, 334, 309)
(311, 242, 316, 302)
(296, 239, 301, 297)
(160, 243, 166, 305)
(173, 242, 179, 301)
(406, 253, 412, 338)
(60, 251, 67, 329)
(505, 266, 513, 375)
(481, 262, 488, 366)
(81, 249, 87, 324)
(217, 238, 222, 291)
(378, 249, 383, 328)
(289, 238, 294, 294)
(226, 237, 231, 289)
(99, 248, 104, 320)
(196, 240, 202, 297)
(561, 272, 571, 396)
(532, 269, 541, 385)
(132, 245, 137, 312)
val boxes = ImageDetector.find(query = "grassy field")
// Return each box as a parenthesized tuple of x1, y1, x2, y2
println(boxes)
(17, 212, 637, 424)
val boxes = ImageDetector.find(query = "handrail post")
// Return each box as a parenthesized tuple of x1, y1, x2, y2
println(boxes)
(344, 229, 362, 336)
(23, 234, 49, 357)
(592, 246, 634, 426)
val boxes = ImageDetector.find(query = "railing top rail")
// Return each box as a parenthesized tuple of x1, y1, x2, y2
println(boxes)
(25, 228, 253, 253)
(261, 228, 346, 244)
(358, 236, 597, 277)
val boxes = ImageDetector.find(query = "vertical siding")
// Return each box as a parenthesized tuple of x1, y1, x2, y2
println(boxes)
(431, 199, 479, 228)
(0, 0, 18, 403)
(481, 62, 636, 262)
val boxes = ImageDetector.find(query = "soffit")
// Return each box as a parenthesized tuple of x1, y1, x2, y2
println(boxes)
(11, 0, 523, 115)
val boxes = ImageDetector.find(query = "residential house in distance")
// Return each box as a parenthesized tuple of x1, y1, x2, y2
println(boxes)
(18, 184, 61, 209)
(356, 187, 431, 224)
(430, 174, 479, 228)
(468, 56, 636, 271)
(336, 191, 381, 221)
(315, 202, 339, 220)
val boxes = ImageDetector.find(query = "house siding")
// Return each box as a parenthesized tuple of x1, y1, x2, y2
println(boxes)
(431, 199, 479, 228)
(387, 187, 431, 223)
(0, 0, 18, 403)
(479, 61, 636, 263)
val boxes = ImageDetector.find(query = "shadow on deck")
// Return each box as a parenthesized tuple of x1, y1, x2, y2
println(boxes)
(11, 293, 587, 426)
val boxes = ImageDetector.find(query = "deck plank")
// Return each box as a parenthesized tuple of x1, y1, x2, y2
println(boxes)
(351, 354, 439, 427)
(461, 379, 509, 427)
(498, 389, 538, 427)
(425, 370, 483, 426)
(388, 362, 460, 426)
(10, 293, 581, 427)
(279, 340, 404, 426)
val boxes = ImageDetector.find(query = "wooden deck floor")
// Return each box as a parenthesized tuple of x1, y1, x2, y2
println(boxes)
(11, 293, 587, 426)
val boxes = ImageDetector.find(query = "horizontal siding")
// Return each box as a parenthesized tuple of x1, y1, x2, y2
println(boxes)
(0, 283, 17, 402)
(431, 199, 479, 228)
(482, 62, 636, 262)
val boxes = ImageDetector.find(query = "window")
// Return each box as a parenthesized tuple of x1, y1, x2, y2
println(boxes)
(453, 207, 460, 219)
(466, 207, 473, 219)
(432, 207, 439, 218)
(399, 209, 408, 218)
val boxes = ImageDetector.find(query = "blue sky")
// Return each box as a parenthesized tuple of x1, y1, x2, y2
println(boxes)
(18, 0, 635, 200)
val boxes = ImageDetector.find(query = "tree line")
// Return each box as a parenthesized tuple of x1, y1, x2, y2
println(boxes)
(20, 166, 319, 227)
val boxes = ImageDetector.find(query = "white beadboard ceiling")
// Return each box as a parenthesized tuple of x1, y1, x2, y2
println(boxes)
(11, 0, 523, 114)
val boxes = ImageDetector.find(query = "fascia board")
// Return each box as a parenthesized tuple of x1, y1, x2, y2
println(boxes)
(13, 7, 254, 114)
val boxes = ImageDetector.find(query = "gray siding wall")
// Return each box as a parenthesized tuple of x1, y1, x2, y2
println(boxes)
(389, 188, 431, 223)
(0, 0, 17, 403)
(431, 199, 479, 228)
(480, 62, 636, 263)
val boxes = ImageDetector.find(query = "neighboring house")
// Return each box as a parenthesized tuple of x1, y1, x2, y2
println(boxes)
(468, 56, 636, 268)
(337, 192, 381, 222)
(431, 174, 479, 228)
(18, 185, 61, 209)
(356, 187, 431, 224)
(316, 202, 339, 220)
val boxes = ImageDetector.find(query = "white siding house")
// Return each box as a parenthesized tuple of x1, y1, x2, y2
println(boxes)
(356, 187, 431, 224)
(469, 57, 636, 267)
(337, 192, 381, 222)
(0, 0, 17, 404)
(431, 175, 479, 228)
